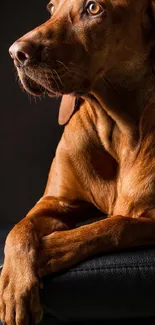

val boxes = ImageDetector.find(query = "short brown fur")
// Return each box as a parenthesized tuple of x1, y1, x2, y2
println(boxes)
(1, 0, 155, 324)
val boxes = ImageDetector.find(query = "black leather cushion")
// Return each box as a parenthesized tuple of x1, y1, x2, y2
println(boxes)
(41, 247, 155, 322)
(1, 229, 155, 322)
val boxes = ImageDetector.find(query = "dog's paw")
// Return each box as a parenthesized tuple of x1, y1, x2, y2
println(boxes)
(38, 230, 80, 276)
(0, 253, 43, 325)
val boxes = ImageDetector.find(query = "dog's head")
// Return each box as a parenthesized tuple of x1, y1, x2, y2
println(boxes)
(9, 1, 155, 107)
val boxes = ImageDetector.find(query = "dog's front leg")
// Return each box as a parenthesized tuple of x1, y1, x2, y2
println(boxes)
(0, 195, 84, 325)
(38, 215, 155, 276)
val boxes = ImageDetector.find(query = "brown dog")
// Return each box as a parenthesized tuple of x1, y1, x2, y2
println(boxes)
(1, 0, 155, 324)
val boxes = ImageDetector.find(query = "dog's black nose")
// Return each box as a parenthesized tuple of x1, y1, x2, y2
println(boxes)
(9, 41, 34, 66)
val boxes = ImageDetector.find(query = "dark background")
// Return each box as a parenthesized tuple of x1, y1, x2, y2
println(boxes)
(0, 1, 63, 225)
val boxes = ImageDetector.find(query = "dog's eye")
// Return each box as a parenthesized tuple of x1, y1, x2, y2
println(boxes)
(86, 1, 103, 16)
(47, 3, 55, 15)
(51, 4, 55, 14)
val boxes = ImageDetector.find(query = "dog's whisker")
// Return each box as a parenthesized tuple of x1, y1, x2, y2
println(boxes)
(46, 70, 61, 94)
(101, 75, 119, 96)
(69, 62, 87, 72)
(101, 76, 114, 91)
(56, 60, 69, 72)
(49, 72, 60, 94)
(69, 69, 85, 77)
(27, 92, 32, 104)
(52, 69, 63, 87)
(58, 69, 85, 79)
(56, 65, 86, 78)
(45, 71, 52, 91)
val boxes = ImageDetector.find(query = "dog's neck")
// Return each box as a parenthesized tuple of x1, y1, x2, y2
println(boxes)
(90, 73, 155, 125)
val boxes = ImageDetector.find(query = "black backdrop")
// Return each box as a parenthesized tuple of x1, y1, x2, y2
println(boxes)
(0, 1, 63, 225)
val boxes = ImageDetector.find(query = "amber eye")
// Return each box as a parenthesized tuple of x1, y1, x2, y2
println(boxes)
(50, 4, 55, 15)
(47, 3, 55, 15)
(86, 1, 103, 16)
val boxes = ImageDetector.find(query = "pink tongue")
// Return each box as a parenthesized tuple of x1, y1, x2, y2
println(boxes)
(58, 94, 76, 125)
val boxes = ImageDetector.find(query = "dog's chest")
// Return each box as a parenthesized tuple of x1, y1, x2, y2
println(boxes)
(65, 103, 155, 217)
(94, 106, 155, 217)
(89, 144, 155, 217)
(88, 130, 155, 217)
(113, 139, 155, 217)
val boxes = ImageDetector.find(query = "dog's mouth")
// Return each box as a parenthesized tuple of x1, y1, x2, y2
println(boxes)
(18, 69, 61, 97)
(20, 75, 45, 96)
(17, 63, 91, 98)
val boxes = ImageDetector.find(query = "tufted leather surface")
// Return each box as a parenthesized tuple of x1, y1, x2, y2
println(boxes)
(1, 229, 155, 322)
(41, 247, 155, 321)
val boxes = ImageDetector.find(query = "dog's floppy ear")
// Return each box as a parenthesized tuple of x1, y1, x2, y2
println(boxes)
(58, 95, 76, 125)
